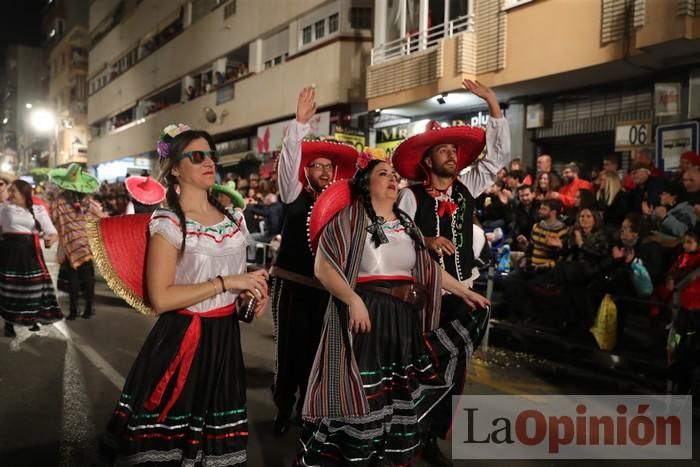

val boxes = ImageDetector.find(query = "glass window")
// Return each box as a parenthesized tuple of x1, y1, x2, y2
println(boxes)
(328, 13, 339, 33)
(302, 25, 312, 45)
(264, 60, 272, 69)
(449, 0, 469, 19)
(315, 20, 325, 39)
(350, 7, 372, 29)
(274, 56, 282, 65)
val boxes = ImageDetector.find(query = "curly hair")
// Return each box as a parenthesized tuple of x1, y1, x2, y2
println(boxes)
(350, 160, 423, 248)
(158, 129, 235, 253)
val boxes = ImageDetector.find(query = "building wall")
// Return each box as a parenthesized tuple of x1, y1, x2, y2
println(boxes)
(88, 0, 189, 76)
(89, 0, 124, 33)
(49, 27, 89, 166)
(88, 39, 370, 164)
(368, 0, 700, 109)
(87, 0, 336, 124)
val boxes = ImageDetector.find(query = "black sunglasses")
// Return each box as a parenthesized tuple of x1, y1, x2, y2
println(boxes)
(178, 150, 219, 165)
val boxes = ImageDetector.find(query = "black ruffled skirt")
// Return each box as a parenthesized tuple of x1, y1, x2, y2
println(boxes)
(297, 281, 488, 466)
(0, 233, 62, 326)
(101, 310, 248, 466)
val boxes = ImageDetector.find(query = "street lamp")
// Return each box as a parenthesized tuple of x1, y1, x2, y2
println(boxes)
(29, 108, 59, 168)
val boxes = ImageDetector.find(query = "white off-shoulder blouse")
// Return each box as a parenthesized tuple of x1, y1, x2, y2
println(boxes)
(149, 208, 249, 313)
(358, 219, 417, 281)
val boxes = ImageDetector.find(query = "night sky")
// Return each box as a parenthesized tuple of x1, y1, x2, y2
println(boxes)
(0, 0, 45, 55)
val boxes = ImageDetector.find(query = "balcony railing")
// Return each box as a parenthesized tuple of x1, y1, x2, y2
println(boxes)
(371, 14, 474, 65)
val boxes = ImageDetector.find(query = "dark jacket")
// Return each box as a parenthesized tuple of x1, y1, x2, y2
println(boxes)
(627, 176, 663, 214)
(598, 191, 628, 227)
(246, 201, 285, 236)
(511, 202, 538, 243)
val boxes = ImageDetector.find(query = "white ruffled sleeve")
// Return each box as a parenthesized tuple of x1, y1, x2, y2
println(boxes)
(149, 209, 184, 249)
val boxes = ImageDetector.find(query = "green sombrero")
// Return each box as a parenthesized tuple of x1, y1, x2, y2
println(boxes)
(211, 181, 246, 209)
(48, 163, 100, 194)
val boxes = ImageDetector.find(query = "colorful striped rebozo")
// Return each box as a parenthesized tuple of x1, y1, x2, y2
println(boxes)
(302, 199, 443, 419)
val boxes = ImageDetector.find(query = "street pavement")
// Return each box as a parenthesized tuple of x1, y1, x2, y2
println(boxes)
(1, 252, 700, 466)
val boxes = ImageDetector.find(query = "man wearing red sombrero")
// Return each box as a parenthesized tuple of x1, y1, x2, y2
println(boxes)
(395, 79, 511, 466)
(270, 85, 358, 435)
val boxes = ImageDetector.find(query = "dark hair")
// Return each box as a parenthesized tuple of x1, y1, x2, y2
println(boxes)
(603, 154, 620, 165)
(350, 159, 422, 248)
(624, 212, 649, 237)
(11, 180, 41, 232)
(507, 169, 525, 183)
(159, 128, 235, 253)
(576, 188, 596, 209)
(517, 184, 533, 192)
(564, 162, 580, 174)
(575, 207, 602, 230)
(543, 198, 563, 214)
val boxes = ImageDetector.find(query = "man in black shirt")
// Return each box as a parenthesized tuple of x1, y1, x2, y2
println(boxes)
(270, 86, 357, 435)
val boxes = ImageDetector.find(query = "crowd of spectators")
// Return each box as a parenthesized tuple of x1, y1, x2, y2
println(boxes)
(477, 149, 700, 358)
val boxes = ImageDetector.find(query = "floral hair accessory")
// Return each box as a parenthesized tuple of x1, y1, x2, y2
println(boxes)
(356, 147, 390, 170)
(157, 123, 192, 158)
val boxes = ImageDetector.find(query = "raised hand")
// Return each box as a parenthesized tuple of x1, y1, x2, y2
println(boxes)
(462, 79, 502, 118)
(296, 85, 317, 125)
(462, 79, 495, 100)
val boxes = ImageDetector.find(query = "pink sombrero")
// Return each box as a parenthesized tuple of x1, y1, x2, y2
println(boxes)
(392, 120, 486, 181)
(296, 140, 359, 185)
(125, 176, 166, 205)
(87, 214, 154, 314)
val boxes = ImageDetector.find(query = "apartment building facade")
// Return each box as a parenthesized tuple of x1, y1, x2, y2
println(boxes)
(87, 0, 373, 180)
(0, 46, 47, 173)
(368, 0, 700, 172)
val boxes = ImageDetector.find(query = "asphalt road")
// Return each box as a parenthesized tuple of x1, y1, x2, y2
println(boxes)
(0, 253, 699, 466)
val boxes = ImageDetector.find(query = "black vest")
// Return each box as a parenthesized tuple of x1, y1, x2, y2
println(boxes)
(273, 190, 316, 276)
(409, 182, 475, 281)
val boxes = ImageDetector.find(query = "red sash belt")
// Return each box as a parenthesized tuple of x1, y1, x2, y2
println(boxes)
(143, 303, 236, 422)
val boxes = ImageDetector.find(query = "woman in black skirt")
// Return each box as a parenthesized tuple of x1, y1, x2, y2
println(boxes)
(298, 158, 490, 466)
(99, 124, 269, 466)
(0, 179, 62, 337)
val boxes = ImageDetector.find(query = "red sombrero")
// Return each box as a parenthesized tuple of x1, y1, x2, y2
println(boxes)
(87, 214, 155, 314)
(125, 176, 166, 205)
(392, 121, 486, 181)
(297, 140, 358, 185)
(307, 179, 352, 252)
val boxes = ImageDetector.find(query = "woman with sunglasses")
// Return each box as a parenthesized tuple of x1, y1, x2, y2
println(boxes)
(100, 124, 269, 466)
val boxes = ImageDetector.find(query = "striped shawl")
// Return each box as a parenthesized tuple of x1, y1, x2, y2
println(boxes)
(302, 200, 442, 420)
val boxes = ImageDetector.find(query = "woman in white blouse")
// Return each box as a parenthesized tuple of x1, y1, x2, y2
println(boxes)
(100, 124, 269, 466)
(0, 179, 62, 337)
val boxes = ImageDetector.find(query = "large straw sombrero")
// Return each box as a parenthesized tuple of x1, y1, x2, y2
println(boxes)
(392, 121, 486, 181)
(49, 163, 99, 194)
(125, 176, 166, 206)
(295, 140, 358, 185)
(87, 214, 154, 314)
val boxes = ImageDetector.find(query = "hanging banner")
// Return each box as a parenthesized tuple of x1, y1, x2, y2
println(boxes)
(334, 127, 366, 151)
